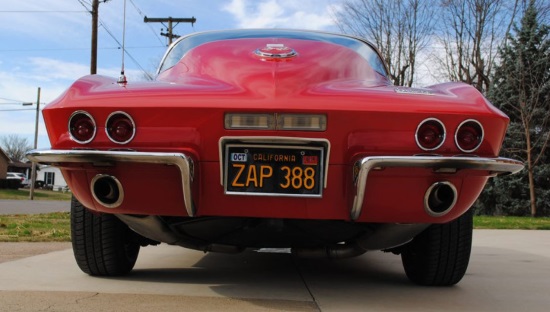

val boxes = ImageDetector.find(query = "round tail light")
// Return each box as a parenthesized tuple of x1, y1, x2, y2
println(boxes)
(69, 111, 96, 144)
(416, 118, 446, 151)
(106, 111, 135, 144)
(455, 119, 483, 152)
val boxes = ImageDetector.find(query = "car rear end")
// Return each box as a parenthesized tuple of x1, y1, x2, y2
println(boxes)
(26, 29, 523, 285)
(31, 76, 521, 224)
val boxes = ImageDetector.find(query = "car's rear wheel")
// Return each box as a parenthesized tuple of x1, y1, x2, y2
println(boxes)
(401, 209, 473, 286)
(71, 195, 140, 276)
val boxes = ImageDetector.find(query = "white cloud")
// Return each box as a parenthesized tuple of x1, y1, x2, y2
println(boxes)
(222, 0, 338, 30)
(0, 57, 142, 149)
(23, 58, 91, 82)
(6, 57, 144, 86)
(0, 63, 72, 149)
(0, 1, 89, 46)
(0, 0, 344, 149)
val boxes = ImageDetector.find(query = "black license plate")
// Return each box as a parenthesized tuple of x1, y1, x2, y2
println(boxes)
(224, 144, 324, 197)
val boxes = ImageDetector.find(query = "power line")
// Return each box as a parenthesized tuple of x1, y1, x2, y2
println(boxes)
(144, 16, 197, 46)
(128, 0, 164, 45)
(0, 109, 35, 112)
(99, 20, 153, 79)
(77, 0, 152, 78)
(0, 97, 27, 103)
(0, 46, 164, 52)
(86, 0, 154, 78)
(76, 0, 91, 12)
(0, 102, 44, 106)
(0, 10, 87, 13)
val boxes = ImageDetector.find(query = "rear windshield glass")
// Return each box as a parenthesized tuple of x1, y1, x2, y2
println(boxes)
(158, 29, 388, 77)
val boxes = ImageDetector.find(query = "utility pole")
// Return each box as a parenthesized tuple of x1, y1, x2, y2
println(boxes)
(90, 0, 111, 74)
(29, 87, 41, 200)
(91, 0, 99, 74)
(144, 16, 196, 45)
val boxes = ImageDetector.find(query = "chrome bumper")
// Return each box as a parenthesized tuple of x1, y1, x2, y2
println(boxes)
(351, 156, 524, 221)
(26, 149, 195, 217)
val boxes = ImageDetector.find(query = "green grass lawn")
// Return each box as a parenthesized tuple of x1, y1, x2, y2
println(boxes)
(0, 188, 72, 201)
(0, 212, 70, 242)
(474, 216, 550, 230)
(0, 213, 548, 243)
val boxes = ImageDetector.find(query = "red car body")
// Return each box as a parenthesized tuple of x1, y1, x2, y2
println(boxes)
(28, 29, 522, 285)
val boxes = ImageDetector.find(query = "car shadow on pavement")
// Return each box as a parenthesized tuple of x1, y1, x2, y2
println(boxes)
(103, 249, 428, 308)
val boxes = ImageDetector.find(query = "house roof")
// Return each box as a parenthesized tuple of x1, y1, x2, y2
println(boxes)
(0, 147, 11, 163)
(9, 161, 32, 168)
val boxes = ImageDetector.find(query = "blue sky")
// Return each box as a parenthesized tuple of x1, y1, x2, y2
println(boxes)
(0, 0, 341, 149)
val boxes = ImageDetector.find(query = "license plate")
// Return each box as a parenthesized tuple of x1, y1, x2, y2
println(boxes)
(224, 144, 324, 197)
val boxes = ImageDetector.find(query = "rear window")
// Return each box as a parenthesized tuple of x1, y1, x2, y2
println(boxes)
(158, 29, 388, 77)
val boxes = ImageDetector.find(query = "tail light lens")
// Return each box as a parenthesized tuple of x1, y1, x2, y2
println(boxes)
(106, 111, 135, 144)
(69, 111, 96, 144)
(416, 118, 445, 151)
(455, 119, 483, 152)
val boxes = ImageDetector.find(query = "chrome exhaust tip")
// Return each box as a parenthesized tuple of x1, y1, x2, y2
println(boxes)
(91, 174, 124, 208)
(424, 181, 457, 217)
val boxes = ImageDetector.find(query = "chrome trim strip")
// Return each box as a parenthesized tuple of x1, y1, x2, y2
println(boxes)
(26, 149, 195, 217)
(254, 48, 298, 59)
(218, 136, 331, 188)
(351, 156, 524, 221)
(394, 87, 435, 96)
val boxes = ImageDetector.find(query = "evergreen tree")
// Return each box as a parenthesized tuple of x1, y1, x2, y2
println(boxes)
(482, 0, 550, 217)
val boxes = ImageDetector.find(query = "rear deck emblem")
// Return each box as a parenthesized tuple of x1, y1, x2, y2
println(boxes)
(395, 87, 434, 96)
(254, 43, 297, 59)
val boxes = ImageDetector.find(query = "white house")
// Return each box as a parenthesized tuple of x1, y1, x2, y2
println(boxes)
(39, 165, 68, 191)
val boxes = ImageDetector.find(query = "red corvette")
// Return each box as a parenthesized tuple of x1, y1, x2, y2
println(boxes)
(28, 29, 523, 286)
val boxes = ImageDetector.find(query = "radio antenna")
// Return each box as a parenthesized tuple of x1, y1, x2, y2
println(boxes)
(118, 0, 127, 84)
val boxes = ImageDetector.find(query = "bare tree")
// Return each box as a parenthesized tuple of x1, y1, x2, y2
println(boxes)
(334, 0, 437, 87)
(434, 0, 520, 93)
(0, 134, 32, 162)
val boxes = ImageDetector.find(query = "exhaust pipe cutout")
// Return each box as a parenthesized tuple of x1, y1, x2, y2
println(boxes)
(424, 181, 457, 217)
(91, 174, 124, 208)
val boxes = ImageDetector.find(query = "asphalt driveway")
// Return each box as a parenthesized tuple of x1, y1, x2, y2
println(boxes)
(0, 199, 69, 214)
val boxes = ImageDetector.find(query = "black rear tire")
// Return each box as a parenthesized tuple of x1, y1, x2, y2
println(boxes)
(71, 196, 140, 276)
(401, 209, 473, 286)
